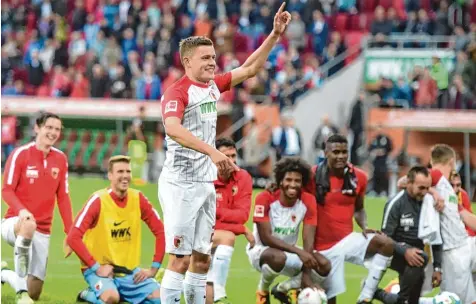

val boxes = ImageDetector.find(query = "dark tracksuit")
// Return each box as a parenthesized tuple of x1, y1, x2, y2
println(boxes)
(379, 191, 442, 304)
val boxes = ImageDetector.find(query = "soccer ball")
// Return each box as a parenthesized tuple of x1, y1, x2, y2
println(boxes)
(432, 291, 461, 304)
(298, 288, 328, 304)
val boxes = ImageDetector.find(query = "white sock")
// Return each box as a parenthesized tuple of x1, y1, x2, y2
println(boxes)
(212, 245, 234, 301)
(419, 297, 434, 304)
(1, 269, 21, 292)
(160, 270, 184, 304)
(14, 236, 32, 278)
(258, 264, 279, 292)
(358, 254, 390, 301)
(183, 271, 207, 304)
(277, 273, 302, 293)
(279, 252, 303, 277)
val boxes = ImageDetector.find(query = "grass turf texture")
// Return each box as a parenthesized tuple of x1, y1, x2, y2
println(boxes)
(2, 176, 473, 303)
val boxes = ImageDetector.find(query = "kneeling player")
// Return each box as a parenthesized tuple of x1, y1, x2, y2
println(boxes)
(67, 156, 165, 304)
(248, 158, 331, 304)
(206, 138, 254, 304)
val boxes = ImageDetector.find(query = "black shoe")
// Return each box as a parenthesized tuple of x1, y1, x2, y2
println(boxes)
(271, 284, 291, 304)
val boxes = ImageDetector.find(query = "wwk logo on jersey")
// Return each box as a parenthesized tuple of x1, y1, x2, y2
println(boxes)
(165, 100, 178, 113)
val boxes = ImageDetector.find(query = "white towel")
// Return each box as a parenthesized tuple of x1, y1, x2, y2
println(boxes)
(418, 194, 442, 296)
(418, 194, 442, 245)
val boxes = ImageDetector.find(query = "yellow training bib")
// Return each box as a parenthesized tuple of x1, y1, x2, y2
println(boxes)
(82, 188, 142, 270)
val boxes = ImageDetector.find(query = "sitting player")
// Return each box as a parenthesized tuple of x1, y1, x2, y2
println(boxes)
(304, 134, 395, 304)
(67, 156, 165, 304)
(248, 157, 331, 304)
(206, 138, 254, 304)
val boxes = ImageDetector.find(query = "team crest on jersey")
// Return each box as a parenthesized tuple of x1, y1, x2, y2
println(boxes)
(173, 235, 184, 249)
(165, 100, 178, 113)
(254, 205, 265, 218)
(232, 185, 238, 196)
(51, 167, 59, 179)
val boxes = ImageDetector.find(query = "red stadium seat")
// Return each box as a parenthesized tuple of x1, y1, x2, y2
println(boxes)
(348, 14, 361, 31)
(333, 13, 349, 33)
(378, 0, 393, 10)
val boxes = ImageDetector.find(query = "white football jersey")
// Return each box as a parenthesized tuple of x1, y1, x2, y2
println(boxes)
(431, 169, 467, 251)
(252, 190, 318, 247)
(160, 74, 231, 182)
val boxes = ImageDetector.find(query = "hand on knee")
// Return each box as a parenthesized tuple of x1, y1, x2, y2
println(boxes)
(99, 289, 120, 304)
(17, 218, 36, 239)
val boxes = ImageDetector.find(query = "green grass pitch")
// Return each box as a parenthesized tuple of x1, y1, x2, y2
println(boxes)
(3, 176, 471, 303)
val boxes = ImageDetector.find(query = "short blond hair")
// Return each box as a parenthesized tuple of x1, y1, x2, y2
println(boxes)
(431, 144, 455, 166)
(179, 36, 213, 64)
(108, 155, 131, 172)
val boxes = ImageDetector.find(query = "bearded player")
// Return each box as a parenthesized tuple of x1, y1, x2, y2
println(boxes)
(158, 4, 291, 304)
(249, 158, 331, 304)
(1, 112, 73, 304)
(303, 134, 394, 304)
(206, 138, 254, 304)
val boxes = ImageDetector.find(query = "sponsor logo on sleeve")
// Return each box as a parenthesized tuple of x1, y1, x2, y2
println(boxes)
(254, 205, 265, 218)
(165, 100, 178, 113)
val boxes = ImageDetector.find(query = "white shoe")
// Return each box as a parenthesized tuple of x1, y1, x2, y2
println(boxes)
(16, 291, 34, 304)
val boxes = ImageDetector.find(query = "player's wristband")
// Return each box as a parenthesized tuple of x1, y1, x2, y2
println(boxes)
(151, 262, 161, 269)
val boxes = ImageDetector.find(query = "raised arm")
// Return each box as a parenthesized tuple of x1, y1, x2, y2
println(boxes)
(230, 3, 291, 87)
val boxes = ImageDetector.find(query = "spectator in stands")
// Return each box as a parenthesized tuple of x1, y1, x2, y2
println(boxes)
(70, 72, 90, 98)
(463, 43, 476, 95)
(448, 74, 475, 109)
(387, 7, 403, 33)
(39, 39, 55, 72)
(90, 63, 109, 98)
(286, 12, 306, 50)
(2, 80, 25, 96)
(369, 124, 393, 197)
(72, 0, 88, 31)
(430, 55, 449, 108)
(454, 25, 470, 51)
(69, 31, 87, 65)
(28, 49, 45, 87)
(312, 114, 339, 164)
(309, 10, 329, 56)
(271, 111, 302, 160)
(156, 28, 175, 72)
(415, 68, 438, 108)
(337, 0, 356, 13)
(110, 64, 130, 99)
(434, 0, 452, 37)
(177, 14, 195, 42)
(371, 6, 393, 47)
(413, 9, 433, 47)
(348, 90, 365, 165)
(135, 62, 161, 101)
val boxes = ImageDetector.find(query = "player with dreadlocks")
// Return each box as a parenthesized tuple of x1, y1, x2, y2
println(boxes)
(247, 157, 330, 304)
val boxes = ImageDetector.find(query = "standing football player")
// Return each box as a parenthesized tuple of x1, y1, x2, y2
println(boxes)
(305, 134, 394, 304)
(205, 138, 254, 304)
(68, 155, 165, 304)
(249, 157, 331, 304)
(428, 145, 476, 303)
(1, 112, 73, 304)
(158, 4, 291, 304)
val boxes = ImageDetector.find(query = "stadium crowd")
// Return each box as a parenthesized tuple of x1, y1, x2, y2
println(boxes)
(2, 0, 473, 111)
